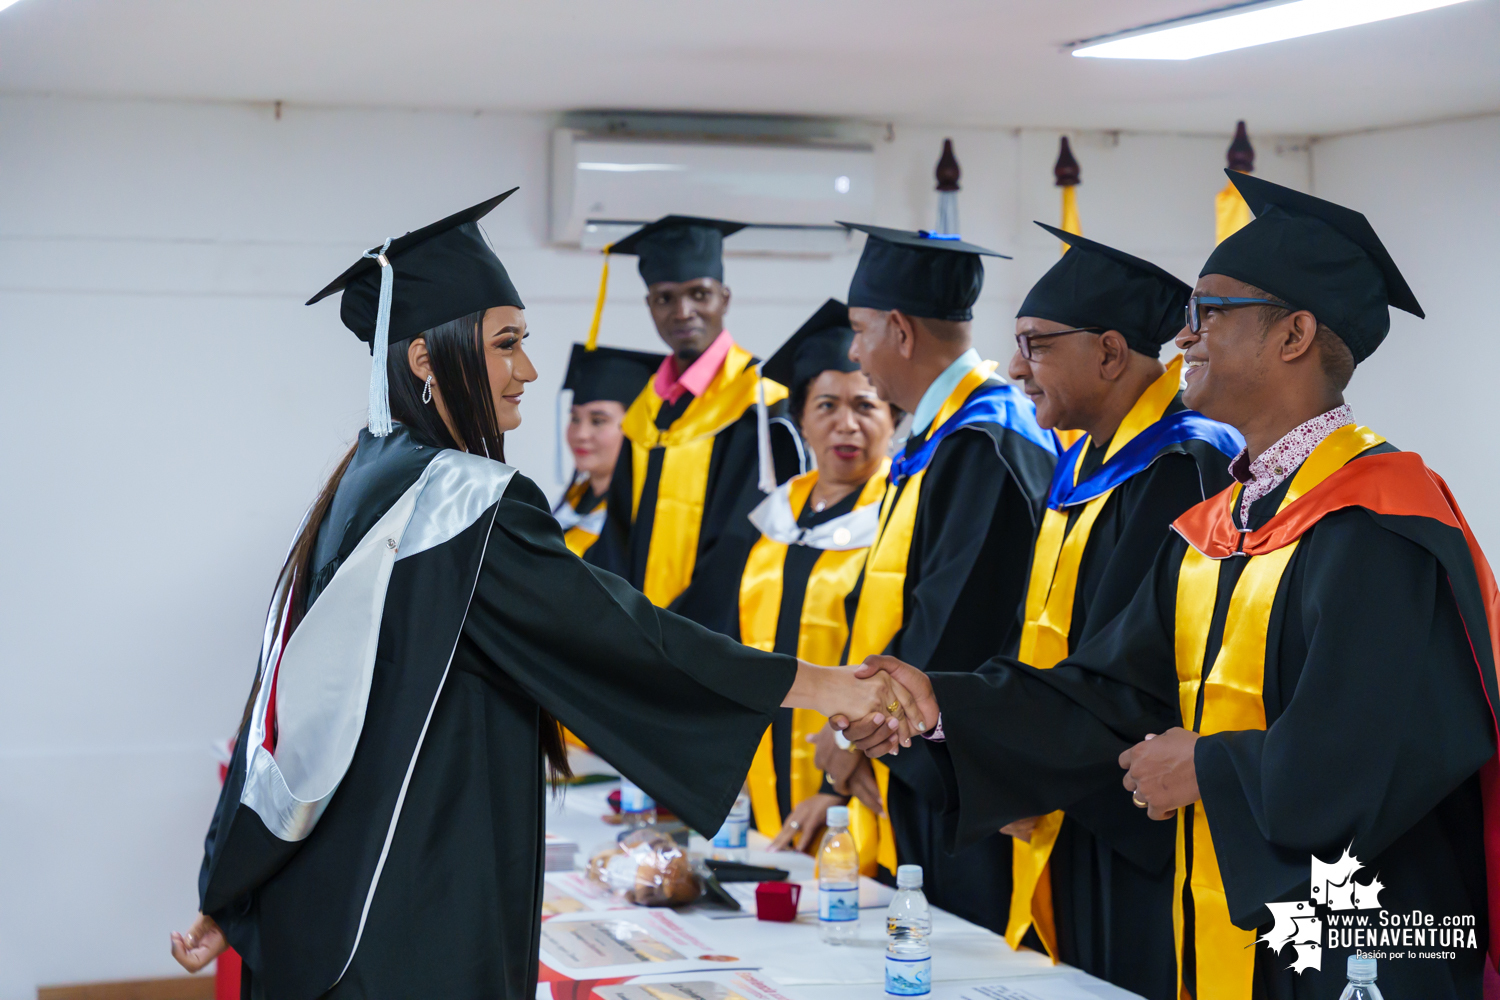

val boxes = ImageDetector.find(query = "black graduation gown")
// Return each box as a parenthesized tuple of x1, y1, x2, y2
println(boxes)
(1006, 406, 1235, 1000)
(845, 406, 1054, 931)
(926, 443, 1494, 999)
(199, 427, 797, 1000)
(730, 487, 863, 819)
(586, 396, 802, 635)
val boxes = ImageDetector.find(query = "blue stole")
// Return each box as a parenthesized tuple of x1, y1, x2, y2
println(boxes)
(1046, 409, 1243, 509)
(890, 382, 1058, 485)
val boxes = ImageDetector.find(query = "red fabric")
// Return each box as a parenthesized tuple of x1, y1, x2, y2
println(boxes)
(1174, 450, 1500, 970)
(214, 948, 241, 1000)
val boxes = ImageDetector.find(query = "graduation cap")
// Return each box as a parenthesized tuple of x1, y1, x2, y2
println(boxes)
(761, 299, 859, 396)
(563, 343, 663, 406)
(1201, 170, 1423, 363)
(608, 215, 749, 286)
(307, 189, 524, 436)
(1019, 223, 1192, 359)
(840, 223, 1010, 322)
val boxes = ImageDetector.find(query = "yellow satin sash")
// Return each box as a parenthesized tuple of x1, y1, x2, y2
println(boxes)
(621, 342, 788, 607)
(561, 480, 602, 557)
(741, 466, 890, 855)
(1007, 356, 1184, 958)
(846, 362, 1000, 875)
(1171, 424, 1384, 1000)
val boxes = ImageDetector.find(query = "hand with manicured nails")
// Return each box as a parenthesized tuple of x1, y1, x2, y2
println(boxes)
(1119, 728, 1200, 820)
(825, 656, 939, 758)
(767, 792, 848, 853)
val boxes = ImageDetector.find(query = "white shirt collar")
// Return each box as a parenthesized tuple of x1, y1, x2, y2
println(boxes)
(910, 348, 982, 437)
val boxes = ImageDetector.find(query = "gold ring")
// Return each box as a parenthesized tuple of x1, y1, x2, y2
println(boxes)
(1132, 793, 1148, 809)
(886, 701, 900, 714)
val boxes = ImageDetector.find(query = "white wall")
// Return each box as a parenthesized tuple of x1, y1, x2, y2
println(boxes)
(0, 92, 1338, 996)
(1311, 113, 1500, 552)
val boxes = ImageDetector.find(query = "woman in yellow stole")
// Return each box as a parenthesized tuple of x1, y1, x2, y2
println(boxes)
(736, 300, 897, 856)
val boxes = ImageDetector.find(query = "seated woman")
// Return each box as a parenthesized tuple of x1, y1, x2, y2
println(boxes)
(735, 300, 898, 859)
(168, 194, 924, 1000)
(554, 342, 661, 556)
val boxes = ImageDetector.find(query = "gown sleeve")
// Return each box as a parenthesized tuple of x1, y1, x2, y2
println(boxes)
(1195, 507, 1496, 926)
(925, 536, 1186, 850)
(462, 476, 799, 838)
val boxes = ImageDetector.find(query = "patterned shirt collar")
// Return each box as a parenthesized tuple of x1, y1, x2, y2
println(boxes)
(1229, 403, 1353, 523)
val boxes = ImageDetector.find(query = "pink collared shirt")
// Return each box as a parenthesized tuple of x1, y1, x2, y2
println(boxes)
(653, 330, 735, 406)
(1229, 403, 1353, 524)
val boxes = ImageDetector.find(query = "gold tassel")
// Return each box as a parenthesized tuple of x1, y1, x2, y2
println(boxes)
(585, 244, 612, 350)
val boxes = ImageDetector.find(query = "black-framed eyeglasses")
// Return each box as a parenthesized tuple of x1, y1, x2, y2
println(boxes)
(1015, 327, 1105, 361)
(1184, 295, 1291, 334)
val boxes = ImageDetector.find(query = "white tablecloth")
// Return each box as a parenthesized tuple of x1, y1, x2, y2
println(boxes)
(542, 752, 1143, 1000)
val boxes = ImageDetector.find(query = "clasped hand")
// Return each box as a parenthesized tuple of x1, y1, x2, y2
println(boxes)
(824, 655, 939, 757)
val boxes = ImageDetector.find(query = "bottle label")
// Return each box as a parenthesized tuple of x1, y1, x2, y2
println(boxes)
(885, 954, 931, 996)
(819, 886, 859, 922)
(620, 781, 653, 813)
(713, 817, 748, 849)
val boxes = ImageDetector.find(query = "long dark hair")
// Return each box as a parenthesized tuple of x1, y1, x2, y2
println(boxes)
(253, 311, 573, 783)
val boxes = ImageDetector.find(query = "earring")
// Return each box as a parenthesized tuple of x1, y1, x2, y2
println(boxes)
(422, 375, 434, 405)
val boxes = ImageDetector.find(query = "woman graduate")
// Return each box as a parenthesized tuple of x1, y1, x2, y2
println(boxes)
(168, 190, 920, 1000)
(733, 300, 898, 858)
(554, 342, 662, 556)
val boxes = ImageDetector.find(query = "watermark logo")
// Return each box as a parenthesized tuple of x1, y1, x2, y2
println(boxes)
(1260, 846, 1478, 973)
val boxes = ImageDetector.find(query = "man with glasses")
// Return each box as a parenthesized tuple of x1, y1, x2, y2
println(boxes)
(848, 172, 1498, 1000)
(991, 223, 1241, 998)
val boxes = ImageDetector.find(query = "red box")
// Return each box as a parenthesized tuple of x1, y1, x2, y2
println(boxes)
(754, 880, 801, 922)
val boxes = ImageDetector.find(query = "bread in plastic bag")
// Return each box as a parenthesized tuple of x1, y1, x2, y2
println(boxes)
(586, 828, 702, 906)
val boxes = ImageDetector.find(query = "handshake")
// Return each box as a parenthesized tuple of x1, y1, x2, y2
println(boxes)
(790, 655, 939, 758)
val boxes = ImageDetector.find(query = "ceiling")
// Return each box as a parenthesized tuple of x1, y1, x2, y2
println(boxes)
(2, 0, 1497, 135)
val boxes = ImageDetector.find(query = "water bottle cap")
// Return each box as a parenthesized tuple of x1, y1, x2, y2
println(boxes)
(896, 864, 924, 888)
(1347, 955, 1377, 981)
(826, 805, 850, 828)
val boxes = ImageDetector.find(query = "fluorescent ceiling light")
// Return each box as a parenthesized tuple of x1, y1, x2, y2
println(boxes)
(577, 162, 687, 172)
(0, 0, 28, 11)
(1071, 0, 1477, 60)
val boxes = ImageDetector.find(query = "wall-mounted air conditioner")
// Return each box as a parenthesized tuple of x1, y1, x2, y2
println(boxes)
(550, 130, 874, 255)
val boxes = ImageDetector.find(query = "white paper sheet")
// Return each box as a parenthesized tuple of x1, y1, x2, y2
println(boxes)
(539, 910, 761, 981)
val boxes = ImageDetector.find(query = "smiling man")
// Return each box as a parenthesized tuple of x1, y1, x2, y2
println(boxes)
(850, 173, 1500, 999)
(993, 224, 1240, 998)
(587, 216, 800, 631)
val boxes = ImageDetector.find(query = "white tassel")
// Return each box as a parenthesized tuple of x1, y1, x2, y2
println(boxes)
(364, 239, 395, 437)
(755, 363, 776, 494)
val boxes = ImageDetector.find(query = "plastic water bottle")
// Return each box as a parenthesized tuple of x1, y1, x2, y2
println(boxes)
(619, 776, 656, 829)
(1338, 956, 1384, 1000)
(712, 788, 751, 862)
(885, 864, 932, 995)
(817, 805, 860, 944)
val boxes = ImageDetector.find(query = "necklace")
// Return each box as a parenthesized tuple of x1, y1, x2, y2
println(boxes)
(812, 499, 828, 512)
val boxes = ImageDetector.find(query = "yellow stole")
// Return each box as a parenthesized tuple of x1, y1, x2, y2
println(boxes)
(1172, 424, 1385, 1000)
(1007, 356, 1184, 958)
(620, 342, 788, 607)
(560, 480, 602, 558)
(846, 362, 1000, 875)
(739, 465, 890, 853)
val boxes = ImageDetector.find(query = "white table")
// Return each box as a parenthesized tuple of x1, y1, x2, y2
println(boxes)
(544, 752, 1142, 1000)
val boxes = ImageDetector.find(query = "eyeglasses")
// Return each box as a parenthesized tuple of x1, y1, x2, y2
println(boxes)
(1184, 295, 1291, 334)
(1015, 327, 1104, 361)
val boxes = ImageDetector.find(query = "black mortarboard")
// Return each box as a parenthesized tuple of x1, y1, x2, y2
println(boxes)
(762, 299, 860, 395)
(1019, 223, 1192, 359)
(308, 189, 524, 344)
(1201, 170, 1422, 363)
(306, 189, 525, 435)
(841, 223, 1010, 322)
(563, 344, 663, 406)
(607, 215, 748, 286)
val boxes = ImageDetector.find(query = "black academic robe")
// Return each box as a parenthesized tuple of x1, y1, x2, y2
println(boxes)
(586, 397, 802, 636)
(928, 442, 1493, 999)
(731, 487, 863, 819)
(199, 426, 796, 1000)
(1006, 405, 1235, 1000)
(846, 405, 1054, 932)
